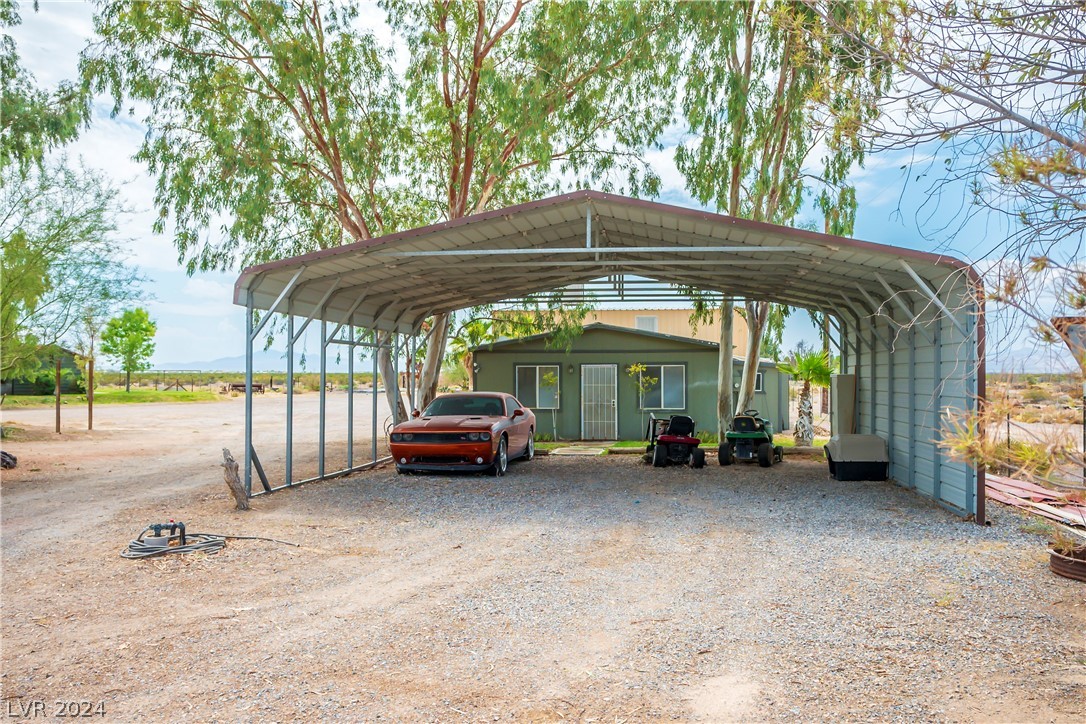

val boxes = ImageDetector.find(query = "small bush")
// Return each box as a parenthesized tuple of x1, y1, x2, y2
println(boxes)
(1021, 387, 1050, 404)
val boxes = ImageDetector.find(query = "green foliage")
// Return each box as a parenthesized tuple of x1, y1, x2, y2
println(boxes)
(779, 349, 834, 446)
(100, 308, 157, 390)
(759, 305, 792, 362)
(0, 0, 91, 173)
(625, 362, 658, 396)
(674, 0, 890, 414)
(84, 0, 681, 271)
(0, 161, 143, 381)
(778, 349, 834, 389)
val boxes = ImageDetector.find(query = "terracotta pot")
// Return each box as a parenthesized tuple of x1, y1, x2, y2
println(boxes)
(1048, 545, 1086, 583)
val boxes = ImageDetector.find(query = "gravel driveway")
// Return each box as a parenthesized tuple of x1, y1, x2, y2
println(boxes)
(2, 448, 1084, 721)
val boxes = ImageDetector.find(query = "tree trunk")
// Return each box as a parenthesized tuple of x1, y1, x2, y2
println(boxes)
(376, 332, 408, 421)
(717, 300, 735, 438)
(736, 301, 769, 415)
(795, 380, 814, 446)
(416, 312, 451, 409)
(220, 448, 250, 511)
(125, 370, 131, 393)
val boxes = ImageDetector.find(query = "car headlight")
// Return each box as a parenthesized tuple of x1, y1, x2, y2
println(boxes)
(391, 433, 401, 442)
(468, 432, 480, 441)
(480, 432, 491, 441)
(403, 433, 413, 441)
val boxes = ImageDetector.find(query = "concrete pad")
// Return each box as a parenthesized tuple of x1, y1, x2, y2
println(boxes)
(549, 447, 606, 456)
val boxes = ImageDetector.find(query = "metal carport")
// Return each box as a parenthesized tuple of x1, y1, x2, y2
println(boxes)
(233, 190, 986, 523)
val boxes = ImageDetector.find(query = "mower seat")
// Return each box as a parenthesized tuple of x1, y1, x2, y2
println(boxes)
(731, 415, 763, 433)
(665, 415, 695, 437)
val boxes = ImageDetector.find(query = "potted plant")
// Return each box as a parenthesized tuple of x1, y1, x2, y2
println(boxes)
(1048, 530, 1086, 582)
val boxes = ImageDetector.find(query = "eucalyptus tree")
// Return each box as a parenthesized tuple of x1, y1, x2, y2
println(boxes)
(810, 0, 1086, 374)
(84, 0, 682, 415)
(0, 0, 91, 174)
(676, 0, 890, 432)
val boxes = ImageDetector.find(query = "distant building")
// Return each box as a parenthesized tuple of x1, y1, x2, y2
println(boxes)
(0, 347, 83, 396)
(587, 308, 748, 351)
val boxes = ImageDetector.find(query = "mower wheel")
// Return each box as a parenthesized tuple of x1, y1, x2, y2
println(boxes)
(691, 448, 706, 468)
(718, 442, 733, 466)
(757, 442, 773, 467)
(774, 445, 784, 462)
(652, 444, 668, 468)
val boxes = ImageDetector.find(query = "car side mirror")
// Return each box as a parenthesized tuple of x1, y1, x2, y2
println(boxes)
(411, 409, 421, 418)
(512, 408, 524, 418)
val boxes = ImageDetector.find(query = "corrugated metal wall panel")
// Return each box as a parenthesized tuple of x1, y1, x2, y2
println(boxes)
(840, 279, 979, 518)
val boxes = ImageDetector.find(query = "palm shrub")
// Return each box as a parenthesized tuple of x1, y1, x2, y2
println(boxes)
(778, 351, 833, 446)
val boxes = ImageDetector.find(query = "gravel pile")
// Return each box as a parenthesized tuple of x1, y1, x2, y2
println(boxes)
(3, 455, 1083, 721)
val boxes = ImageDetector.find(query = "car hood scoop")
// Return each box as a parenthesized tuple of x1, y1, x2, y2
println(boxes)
(402, 415, 495, 430)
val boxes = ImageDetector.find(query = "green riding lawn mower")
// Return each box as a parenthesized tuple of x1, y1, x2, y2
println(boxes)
(719, 409, 784, 468)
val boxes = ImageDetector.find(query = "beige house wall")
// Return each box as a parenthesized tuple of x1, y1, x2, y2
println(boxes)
(587, 308, 749, 354)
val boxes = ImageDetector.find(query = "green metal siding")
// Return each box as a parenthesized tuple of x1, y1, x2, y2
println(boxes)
(473, 328, 784, 441)
(1, 352, 83, 395)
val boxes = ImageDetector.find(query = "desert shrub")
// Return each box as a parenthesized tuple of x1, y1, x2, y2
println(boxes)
(1021, 387, 1050, 404)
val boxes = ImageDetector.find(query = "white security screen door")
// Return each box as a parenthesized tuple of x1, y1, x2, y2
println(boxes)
(581, 364, 618, 439)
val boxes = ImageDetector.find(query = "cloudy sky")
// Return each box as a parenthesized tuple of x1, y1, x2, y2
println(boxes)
(9, 1, 1066, 372)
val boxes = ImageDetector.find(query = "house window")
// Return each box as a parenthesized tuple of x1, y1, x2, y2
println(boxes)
(634, 315, 658, 333)
(755, 372, 764, 392)
(640, 364, 685, 410)
(515, 365, 560, 409)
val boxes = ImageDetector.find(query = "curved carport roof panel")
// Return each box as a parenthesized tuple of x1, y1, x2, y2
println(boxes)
(233, 190, 985, 523)
(233, 190, 976, 335)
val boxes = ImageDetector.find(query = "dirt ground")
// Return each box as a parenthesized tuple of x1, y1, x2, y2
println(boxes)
(2, 398, 1085, 722)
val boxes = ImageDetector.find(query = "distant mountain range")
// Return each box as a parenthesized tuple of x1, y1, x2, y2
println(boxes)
(156, 349, 365, 373)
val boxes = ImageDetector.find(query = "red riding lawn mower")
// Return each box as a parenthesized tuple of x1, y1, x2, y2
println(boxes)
(645, 413, 706, 468)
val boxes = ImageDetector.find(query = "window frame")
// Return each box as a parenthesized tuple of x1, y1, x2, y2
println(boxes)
(755, 371, 764, 393)
(639, 363, 686, 411)
(634, 315, 659, 333)
(514, 365, 561, 410)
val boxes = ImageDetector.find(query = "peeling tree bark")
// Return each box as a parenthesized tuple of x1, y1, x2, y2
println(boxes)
(736, 300, 769, 415)
(717, 301, 734, 438)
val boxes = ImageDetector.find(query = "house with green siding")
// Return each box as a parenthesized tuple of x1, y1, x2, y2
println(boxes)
(471, 324, 787, 441)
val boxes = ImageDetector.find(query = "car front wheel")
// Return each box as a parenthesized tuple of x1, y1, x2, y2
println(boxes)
(525, 432, 535, 461)
(492, 436, 508, 477)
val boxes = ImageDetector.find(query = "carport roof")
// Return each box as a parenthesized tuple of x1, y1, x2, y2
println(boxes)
(234, 190, 978, 334)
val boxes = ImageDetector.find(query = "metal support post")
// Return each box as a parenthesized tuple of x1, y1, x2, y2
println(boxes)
(391, 333, 400, 425)
(869, 323, 876, 433)
(348, 324, 354, 470)
(286, 305, 294, 485)
(407, 333, 415, 413)
(907, 322, 916, 490)
(933, 316, 943, 503)
(244, 292, 254, 496)
(319, 318, 327, 478)
(372, 338, 379, 463)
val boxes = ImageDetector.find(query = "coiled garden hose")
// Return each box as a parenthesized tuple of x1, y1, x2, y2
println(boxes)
(120, 523, 298, 559)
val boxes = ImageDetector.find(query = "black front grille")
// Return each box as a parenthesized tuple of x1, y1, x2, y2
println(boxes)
(407, 432, 480, 443)
(415, 455, 469, 464)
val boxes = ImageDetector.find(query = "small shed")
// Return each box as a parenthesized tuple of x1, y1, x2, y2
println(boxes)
(471, 323, 786, 441)
(0, 347, 83, 396)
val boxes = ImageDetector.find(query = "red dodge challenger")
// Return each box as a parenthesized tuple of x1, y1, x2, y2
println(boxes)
(389, 392, 536, 476)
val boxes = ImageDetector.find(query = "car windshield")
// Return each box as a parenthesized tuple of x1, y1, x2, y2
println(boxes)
(422, 396, 505, 417)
